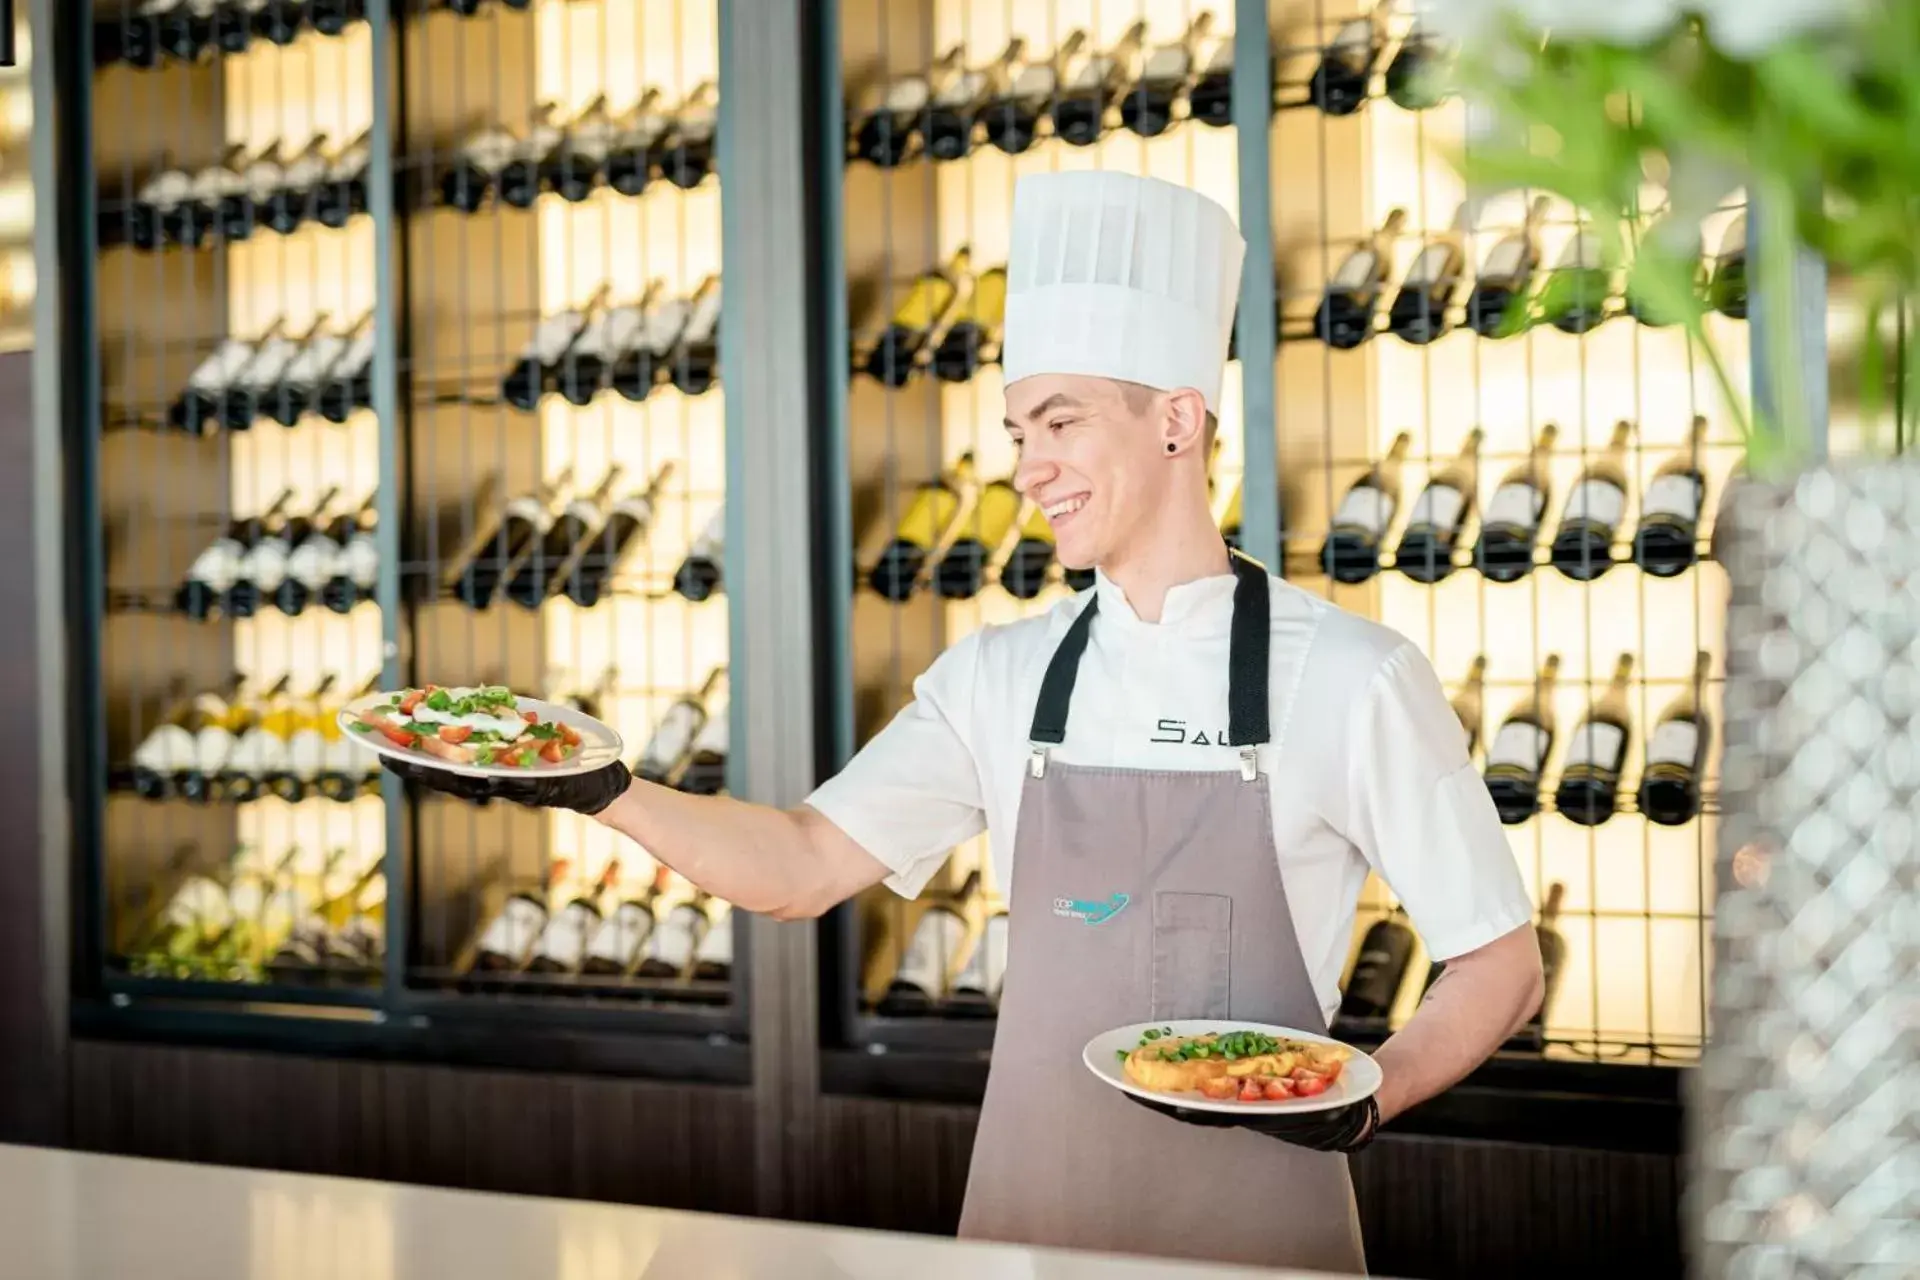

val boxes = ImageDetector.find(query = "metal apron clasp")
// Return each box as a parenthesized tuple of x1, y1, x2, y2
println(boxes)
(1028, 746, 1049, 778)
(1239, 747, 1259, 782)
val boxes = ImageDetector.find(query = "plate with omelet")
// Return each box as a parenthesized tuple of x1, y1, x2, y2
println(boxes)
(1082, 1020, 1382, 1115)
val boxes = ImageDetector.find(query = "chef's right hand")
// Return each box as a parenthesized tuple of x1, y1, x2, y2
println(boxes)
(379, 757, 633, 816)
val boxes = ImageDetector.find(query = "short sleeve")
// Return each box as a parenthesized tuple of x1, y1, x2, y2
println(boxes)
(1341, 644, 1535, 961)
(803, 634, 988, 899)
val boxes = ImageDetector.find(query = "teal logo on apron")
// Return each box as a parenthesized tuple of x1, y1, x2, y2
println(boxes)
(1052, 893, 1129, 925)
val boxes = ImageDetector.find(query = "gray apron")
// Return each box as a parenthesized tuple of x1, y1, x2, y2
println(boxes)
(957, 555, 1368, 1273)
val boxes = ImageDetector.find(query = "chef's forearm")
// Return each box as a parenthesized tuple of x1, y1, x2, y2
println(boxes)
(593, 780, 890, 921)
(1367, 923, 1544, 1124)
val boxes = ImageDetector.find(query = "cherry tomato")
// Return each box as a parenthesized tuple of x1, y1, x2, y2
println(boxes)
(398, 691, 425, 714)
(1263, 1078, 1295, 1101)
(377, 723, 419, 749)
(558, 723, 582, 747)
(1292, 1075, 1330, 1098)
(539, 738, 567, 764)
(437, 725, 474, 744)
(522, 710, 539, 723)
(1199, 1078, 1238, 1101)
(1238, 1080, 1264, 1103)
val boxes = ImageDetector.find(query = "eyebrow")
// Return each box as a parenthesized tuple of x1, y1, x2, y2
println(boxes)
(1003, 393, 1087, 431)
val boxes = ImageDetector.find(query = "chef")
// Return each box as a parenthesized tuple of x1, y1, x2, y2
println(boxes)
(387, 171, 1546, 1273)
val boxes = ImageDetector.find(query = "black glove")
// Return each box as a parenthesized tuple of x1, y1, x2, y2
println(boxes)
(379, 756, 633, 817)
(1124, 1091, 1380, 1154)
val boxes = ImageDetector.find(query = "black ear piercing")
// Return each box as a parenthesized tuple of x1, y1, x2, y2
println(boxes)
(1166, 442, 1177, 454)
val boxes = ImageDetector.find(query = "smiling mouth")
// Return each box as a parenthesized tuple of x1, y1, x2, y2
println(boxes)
(1044, 495, 1090, 525)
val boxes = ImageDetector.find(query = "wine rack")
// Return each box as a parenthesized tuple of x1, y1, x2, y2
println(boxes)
(74, 0, 746, 1044)
(826, 0, 1252, 1053)
(1269, 2, 1740, 1067)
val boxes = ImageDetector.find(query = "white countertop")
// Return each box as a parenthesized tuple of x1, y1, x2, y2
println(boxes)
(0, 1144, 1352, 1280)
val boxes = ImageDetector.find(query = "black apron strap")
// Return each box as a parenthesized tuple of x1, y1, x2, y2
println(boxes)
(1026, 554, 1272, 748)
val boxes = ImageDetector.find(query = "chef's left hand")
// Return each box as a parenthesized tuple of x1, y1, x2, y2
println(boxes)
(1123, 1092, 1380, 1153)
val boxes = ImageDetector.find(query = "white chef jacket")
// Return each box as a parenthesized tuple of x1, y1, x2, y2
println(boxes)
(806, 567, 1535, 1023)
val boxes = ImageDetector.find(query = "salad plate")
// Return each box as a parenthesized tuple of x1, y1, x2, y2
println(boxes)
(339, 685, 624, 780)
(1083, 1020, 1381, 1116)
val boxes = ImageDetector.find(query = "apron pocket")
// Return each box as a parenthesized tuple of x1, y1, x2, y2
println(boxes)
(1150, 892, 1231, 1020)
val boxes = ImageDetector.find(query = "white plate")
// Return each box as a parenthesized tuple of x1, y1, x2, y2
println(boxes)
(1082, 1020, 1382, 1116)
(337, 691, 625, 780)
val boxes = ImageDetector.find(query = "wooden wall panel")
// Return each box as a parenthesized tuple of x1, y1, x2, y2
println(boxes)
(810, 1094, 1682, 1278)
(69, 1039, 759, 1216)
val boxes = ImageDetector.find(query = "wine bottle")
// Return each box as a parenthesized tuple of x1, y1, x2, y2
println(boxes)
(502, 291, 603, 411)
(691, 903, 733, 985)
(924, 40, 1024, 162)
(672, 505, 725, 603)
(659, 82, 719, 190)
(606, 90, 671, 198)
(264, 675, 340, 802)
(506, 466, 623, 608)
(930, 265, 1006, 383)
(1548, 420, 1632, 582)
(983, 31, 1087, 155)
(224, 316, 324, 431)
(158, 0, 217, 64)
(123, 845, 217, 975)
(555, 667, 618, 723)
(1384, 18, 1454, 111)
(253, 0, 307, 47)
(1393, 427, 1481, 585)
(259, 136, 331, 236)
(1706, 212, 1747, 319)
(1314, 208, 1406, 349)
(448, 468, 575, 610)
(308, 0, 366, 38)
(934, 476, 1022, 600)
(173, 145, 251, 249)
(121, 0, 182, 71)
(267, 849, 375, 979)
(212, 675, 297, 804)
(608, 281, 686, 402)
(130, 851, 235, 979)
(1484, 654, 1561, 825)
(129, 677, 243, 799)
(1633, 416, 1709, 577)
(268, 313, 360, 427)
(466, 861, 570, 979)
(1538, 227, 1613, 335)
(203, 487, 298, 618)
(175, 493, 287, 620)
(219, 142, 292, 243)
(169, 336, 260, 435)
(1387, 203, 1470, 345)
(852, 47, 964, 168)
(439, 119, 520, 213)
(540, 95, 617, 204)
(1120, 14, 1212, 139)
(563, 461, 674, 609)
(865, 249, 967, 387)
(558, 303, 647, 407)
(1334, 906, 1415, 1028)
(1452, 655, 1487, 756)
(319, 492, 379, 614)
(316, 314, 378, 424)
(878, 870, 979, 1016)
(633, 666, 727, 787)
(524, 859, 622, 976)
(1473, 423, 1557, 583)
(676, 676, 730, 797)
(1553, 654, 1635, 827)
(328, 868, 387, 971)
(228, 486, 334, 619)
(273, 485, 346, 615)
(180, 678, 277, 805)
(1625, 216, 1707, 328)
(315, 672, 381, 802)
(999, 500, 1056, 601)
(869, 452, 972, 600)
(1051, 20, 1146, 147)
(312, 128, 373, 230)
(667, 275, 723, 397)
(1465, 196, 1550, 338)
(1186, 30, 1235, 127)
(1507, 883, 1567, 1051)
(1638, 651, 1711, 826)
(127, 165, 195, 252)
(497, 103, 564, 210)
(1320, 432, 1410, 585)
(637, 887, 713, 980)
(944, 909, 1008, 1016)
(1309, 8, 1385, 117)
(581, 866, 671, 978)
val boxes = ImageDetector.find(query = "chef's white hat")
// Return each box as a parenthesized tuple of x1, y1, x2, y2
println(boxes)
(1003, 171, 1245, 416)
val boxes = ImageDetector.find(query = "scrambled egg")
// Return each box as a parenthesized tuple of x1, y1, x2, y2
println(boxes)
(1122, 1033, 1347, 1094)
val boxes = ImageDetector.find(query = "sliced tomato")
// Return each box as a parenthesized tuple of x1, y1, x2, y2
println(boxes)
(539, 738, 568, 764)
(557, 722, 582, 747)
(1237, 1079, 1265, 1102)
(437, 725, 474, 744)
(398, 690, 425, 714)
(522, 710, 539, 724)
(1263, 1077, 1296, 1101)
(1292, 1075, 1330, 1098)
(377, 723, 419, 748)
(1198, 1077, 1238, 1101)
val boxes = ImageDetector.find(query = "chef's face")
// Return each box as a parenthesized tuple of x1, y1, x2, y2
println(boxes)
(1004, 374, 1204, 571)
